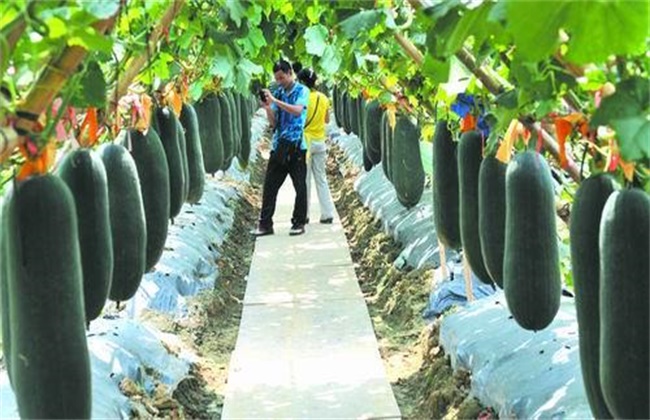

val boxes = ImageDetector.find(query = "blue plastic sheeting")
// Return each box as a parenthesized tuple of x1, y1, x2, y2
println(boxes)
(440, 293, 592, 419)
(422, 259, 497, 320)
(329, 126, 440, 270)
(0, 111, 269, 419)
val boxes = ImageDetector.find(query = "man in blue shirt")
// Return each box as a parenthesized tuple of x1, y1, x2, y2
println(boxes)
(253, 59, 310, 236)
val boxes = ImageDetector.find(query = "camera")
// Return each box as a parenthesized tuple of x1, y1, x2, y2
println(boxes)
(258, 90, 267, 103)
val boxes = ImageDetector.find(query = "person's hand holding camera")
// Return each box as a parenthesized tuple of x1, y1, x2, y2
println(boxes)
(259, 89, 274, 108)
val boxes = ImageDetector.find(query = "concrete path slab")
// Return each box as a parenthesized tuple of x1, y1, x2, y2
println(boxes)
(222, 178, 400, 419)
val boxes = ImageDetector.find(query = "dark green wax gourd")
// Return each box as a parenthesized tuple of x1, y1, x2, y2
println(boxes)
(458, 131, 492, 283)
(1, 194, 12, 386)
(152, 106, 186, 219)
(194, 95, 224, 174)
(358, 96, 367, 154)
(231, 91, 242, 158)
(179, 103, 206, 203)
(392, 116, 425, 208)
(238, 93, 252, 169)
(362, 149, 374, 172)
(569, 174, 617, 419)
(333, 85, 342, 127)
(6, 175, 91, 419)
(364, 100, 382, 165)
(343, 91, 353, 134)
(176, 119, 190, 202)
(57, 149, 114, 321)
(349, 94, 359, 137)
(218, 93, 234, 171)
(599, 189, 649, 419)
(432, 120, 461, 250)
(380, 110, 391, 182)
(99, 143, 147, 302)
(478, 156, 507, 287)
(120, 129, 170, 271)
(503, 151, 561, 331)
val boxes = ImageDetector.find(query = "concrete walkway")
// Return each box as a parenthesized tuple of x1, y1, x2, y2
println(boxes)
(222, 180, 401, 419)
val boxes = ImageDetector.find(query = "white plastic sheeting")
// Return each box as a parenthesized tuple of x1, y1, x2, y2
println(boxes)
(0, 110, 268, 419)
(440, 293, 591, 419)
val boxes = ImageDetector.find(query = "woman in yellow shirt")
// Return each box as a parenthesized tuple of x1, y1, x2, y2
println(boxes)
(297, 68, 335, 224)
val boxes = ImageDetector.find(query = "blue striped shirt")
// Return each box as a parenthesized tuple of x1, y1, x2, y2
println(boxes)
(271, 82, 309, 151)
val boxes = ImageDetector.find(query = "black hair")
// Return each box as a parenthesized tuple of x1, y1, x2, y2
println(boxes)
(273, 59, 292, 74)
(292, 61, 303, 74)
(297, 68, 317, 88)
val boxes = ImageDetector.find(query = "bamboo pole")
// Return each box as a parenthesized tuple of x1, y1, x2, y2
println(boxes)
(394, 33, 424, 65)
(390, 29, 582, 182)
(3, 15, 117, 162)
(110, 0, 185, 108)
(17, 17, 116, 123)
(438, 239, 448, 282)
(454, 47, 505, 96)
(463, 255, 474, 302)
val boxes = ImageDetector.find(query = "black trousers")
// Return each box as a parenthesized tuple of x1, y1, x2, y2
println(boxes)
(259, 149, 308, 228)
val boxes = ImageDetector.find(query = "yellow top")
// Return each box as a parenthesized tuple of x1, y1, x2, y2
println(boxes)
(303, 91, 330, 144)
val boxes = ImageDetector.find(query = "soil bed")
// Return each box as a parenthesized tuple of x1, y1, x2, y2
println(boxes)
(327, 146, 490, 419)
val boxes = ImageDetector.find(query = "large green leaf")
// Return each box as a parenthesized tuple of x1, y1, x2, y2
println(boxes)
(444, 3, 495, 56)
(504, 1, 567, 62)
(78, 60, 106, 108)
(425, 9, 461, 58)
(320, 45, 342, 76)
(304, 24, 328, 57)
(239, 26, 267, 56)
(494, 89, 518, 109)
(238, 58, 263, 76)
(224, 0, 246, 27)
(245, 2, 263, 26)
(249, 27, 267, 49)
(422, 54, 450, 83)
(338, 10, 384, 40)
(505, 1, 649, 64)
(563, 1, 649, 64)
(210, 53, 235, 80)
(592, 77, 650, 161)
